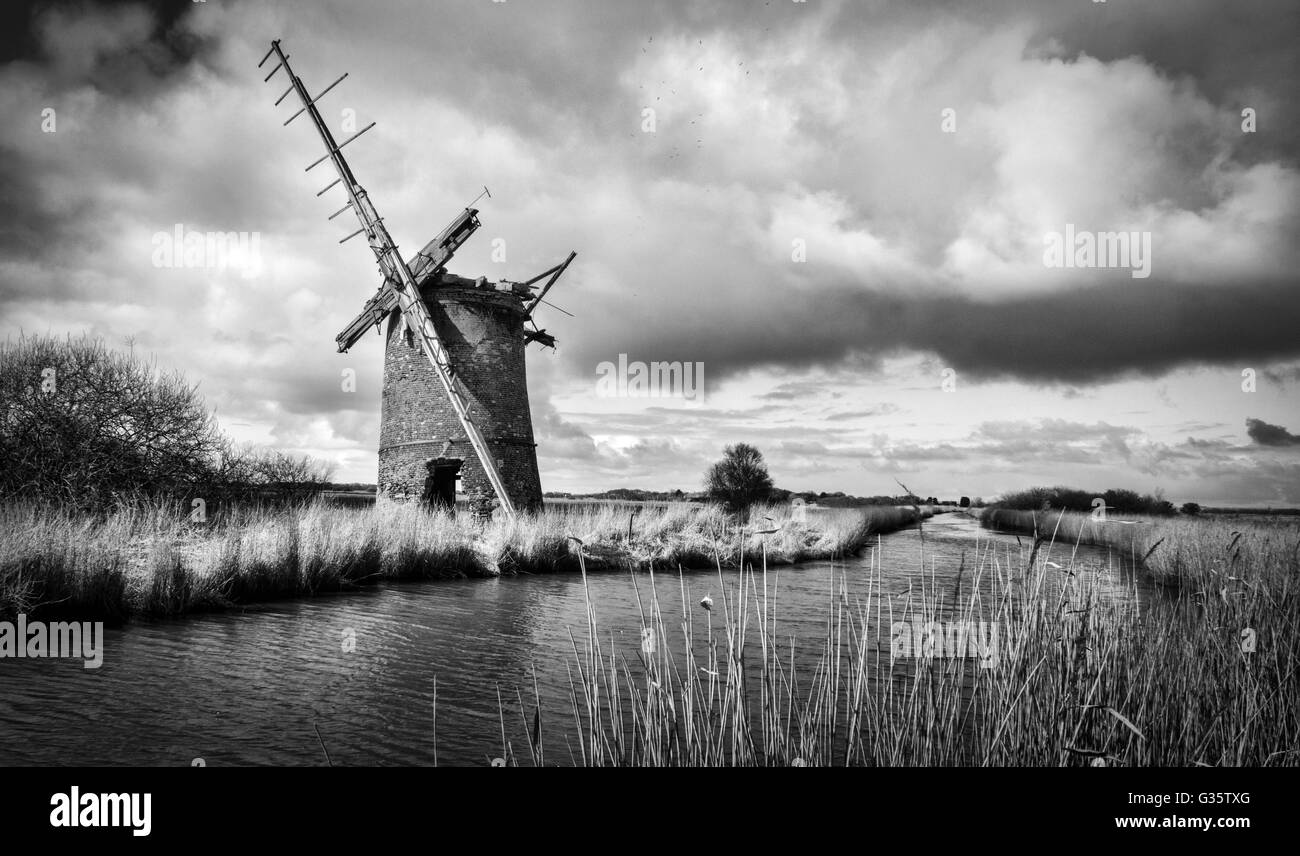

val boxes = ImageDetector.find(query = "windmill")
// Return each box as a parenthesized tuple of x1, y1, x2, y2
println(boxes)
(260, 40, 574, 520)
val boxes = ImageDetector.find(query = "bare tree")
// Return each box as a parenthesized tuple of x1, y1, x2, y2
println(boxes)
(0, 334, 223, 505)
(240, 446, 337, 499)
(0, 334, 336, 508)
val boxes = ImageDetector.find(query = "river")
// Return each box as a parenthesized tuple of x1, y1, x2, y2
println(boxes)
(0, 513, 1153, 766)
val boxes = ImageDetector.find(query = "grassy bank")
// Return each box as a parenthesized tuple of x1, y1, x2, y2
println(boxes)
(0, 500, 927, 621)
(488, 513, 1299, 766)
(979, 506, 1300, 586)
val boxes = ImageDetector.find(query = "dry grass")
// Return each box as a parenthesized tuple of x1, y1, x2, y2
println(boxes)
(0, 499, 923, 620)
(979, 506, 1300, 586)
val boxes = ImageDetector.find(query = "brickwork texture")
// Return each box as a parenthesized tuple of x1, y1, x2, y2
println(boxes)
(377, 278, 543, 517)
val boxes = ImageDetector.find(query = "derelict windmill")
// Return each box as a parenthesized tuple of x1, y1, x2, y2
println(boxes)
(259, 40, 575, 519)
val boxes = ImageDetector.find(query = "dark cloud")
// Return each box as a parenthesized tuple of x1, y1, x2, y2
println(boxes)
(1, 1, 206, 66)
(7, 0, 1299, 387)
(10, 1, 212, 89)
(568, 276, 1300, 385)
(1246, 417, 1300, 447)
(845, 0, 1300, 159)
(1036, 0, 1300, 164)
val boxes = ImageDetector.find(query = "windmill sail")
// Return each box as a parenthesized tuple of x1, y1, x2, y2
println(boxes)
(261, 40, 518, 519)
(334, 207, 481, 352)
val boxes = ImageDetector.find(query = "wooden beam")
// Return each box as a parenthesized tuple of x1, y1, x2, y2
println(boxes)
(524, 329, 556, 348)
(336, 209, 483, 351)
(524, 251, 576, 318)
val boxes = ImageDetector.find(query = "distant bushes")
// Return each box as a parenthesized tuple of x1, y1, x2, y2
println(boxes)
(992, 485, 1176, 516)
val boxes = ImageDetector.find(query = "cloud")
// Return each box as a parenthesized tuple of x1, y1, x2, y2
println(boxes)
(825, 404, 899, 421)
(1, 0, 1297, 502)
(1262, 365, 1300, 387)
(1246, 418, 1300, 447)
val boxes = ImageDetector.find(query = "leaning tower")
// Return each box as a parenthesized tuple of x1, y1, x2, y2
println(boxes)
(376, 271, 544, 517)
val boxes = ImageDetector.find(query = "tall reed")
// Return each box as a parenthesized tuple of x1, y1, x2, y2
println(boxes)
(493, 513, 1298, 766)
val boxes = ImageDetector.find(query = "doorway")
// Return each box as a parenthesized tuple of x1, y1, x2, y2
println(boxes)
(422, 457, 462, 511)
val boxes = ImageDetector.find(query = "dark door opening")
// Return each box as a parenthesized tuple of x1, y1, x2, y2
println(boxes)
(423, 457, 463, 511)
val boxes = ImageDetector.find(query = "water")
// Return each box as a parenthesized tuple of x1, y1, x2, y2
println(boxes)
(0, 514, 1153, 766)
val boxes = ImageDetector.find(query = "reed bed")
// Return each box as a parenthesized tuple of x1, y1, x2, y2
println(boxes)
(979, 506, 1300, 587)
(489, 513, 1299, 767)
(0, 499, 923, 620)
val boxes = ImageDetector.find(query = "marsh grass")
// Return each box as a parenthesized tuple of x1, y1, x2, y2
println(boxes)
(488, 512, 1298, 766)
(0, 499, 922, 620)
(979, 506, 1300, 587)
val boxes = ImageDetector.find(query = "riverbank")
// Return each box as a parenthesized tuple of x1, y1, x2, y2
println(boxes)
(0, 499, 931, 621)
(978, 506, 1300, 586)
(6, 502, 1295, 765)
(550, 510, 1300, 766)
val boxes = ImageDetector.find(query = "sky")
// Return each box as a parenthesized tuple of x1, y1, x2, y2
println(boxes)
(1, 0, 1298, 505)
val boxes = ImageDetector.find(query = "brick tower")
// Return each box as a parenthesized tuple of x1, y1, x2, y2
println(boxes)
(377, 272, 544, 517)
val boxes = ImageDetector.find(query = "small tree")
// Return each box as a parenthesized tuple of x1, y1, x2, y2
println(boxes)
(1181, 502, 1201, 515)
(705, 443, 773, 516)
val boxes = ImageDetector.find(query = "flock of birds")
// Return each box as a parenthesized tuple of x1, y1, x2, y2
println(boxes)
(633, 34, 757, 164)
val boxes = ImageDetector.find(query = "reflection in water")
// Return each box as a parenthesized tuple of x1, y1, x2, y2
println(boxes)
(0, 514, 1152, 766)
